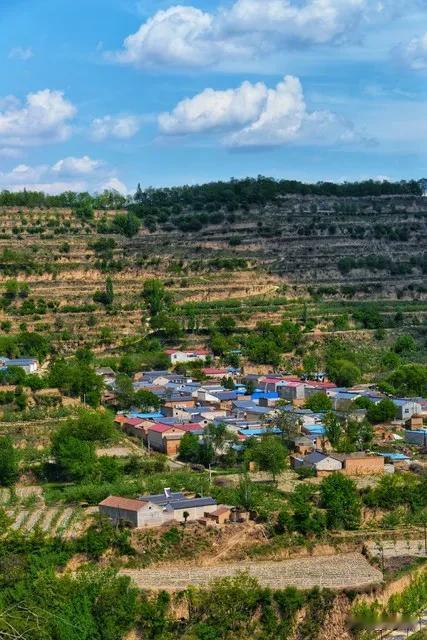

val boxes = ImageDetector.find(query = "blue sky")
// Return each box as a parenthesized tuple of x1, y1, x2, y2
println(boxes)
(0, 0, 427, 193)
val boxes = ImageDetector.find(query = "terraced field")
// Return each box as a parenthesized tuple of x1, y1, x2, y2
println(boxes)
(0, 487, 95, 538)
(0, 193, 425, 350)
(122, 552, 383, 591)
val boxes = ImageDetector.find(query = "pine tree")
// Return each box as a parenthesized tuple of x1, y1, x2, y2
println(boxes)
(135, 182, 143, 203)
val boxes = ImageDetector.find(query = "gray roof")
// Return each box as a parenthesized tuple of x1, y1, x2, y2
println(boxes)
(169, 497, 216, 510)
(138, 492, 185, 505)
(303, 451, 328, 464)
(96, 367, 116, 376)
(213, 391, 238, 401)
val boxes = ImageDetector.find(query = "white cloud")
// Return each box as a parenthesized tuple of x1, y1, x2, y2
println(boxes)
(90, 115, 140, 141)
(8, 47, 34, 61)
(0, 147, 23, 159)
(399, 31, 427, 70)
(99, 177, 128, 194)
(0, 156, 127, 195)
(159, 75, 367, 148)
(52, 155, 101, 175)
(0, 89, 76, 146)
(1, 164, 47, 185)
(159, 81, 268, 134)
(111, 1, 421, 69)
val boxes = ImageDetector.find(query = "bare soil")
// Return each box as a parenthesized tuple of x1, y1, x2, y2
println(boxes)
(121, 551, 383, 591)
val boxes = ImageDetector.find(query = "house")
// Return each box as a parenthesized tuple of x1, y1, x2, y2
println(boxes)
(202, 368, 229, 379)
(292, 435, 328, 455)
(99, 490, 219, 528)
(163, 394, 196, 411)
(293, 451, 342, 476)
(332, 391, 361, 411)
(378, 452, 411, 465)
(238, 427, 282, 440)
(99, 496, 161, 528)
(406, 415, 424, 430)
(0, 357, 38, 374)
(276, 381, 306, 403)
(393, 399, 422, 421)
(95, 367, 116, 384)
(405, 429, 427, 447)
(293, 450, 384, 476)
(302, 424, 326, 438)
(147, 422, 204, 455)
(165, 349, 211, 365)
(232, 400, 275, 420)
(333, 452, 385, 476)
(202, 505, 232, 526)
(137, 491, 218, 524)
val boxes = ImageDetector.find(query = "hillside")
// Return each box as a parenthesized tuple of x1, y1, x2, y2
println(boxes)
(0, 185, 426, 355)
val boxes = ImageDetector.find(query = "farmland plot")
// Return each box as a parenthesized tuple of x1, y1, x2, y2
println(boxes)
(122, 552, 383, 591)
(5, 505, 95, 538)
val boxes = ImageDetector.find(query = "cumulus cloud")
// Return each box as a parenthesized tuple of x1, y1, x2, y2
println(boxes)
(0, 89, 76, 146)
(0, 156, 126, 195)
(52, 155, 101, 175)
(8, 47, 34, 61)
(159, 75, 367, 148)
(99, 177, 128, 194)
(90, 115, 140, 141)
(110, 0, 421, 69)
(398, 31, 427, 70)
(159, 81, 268, 134)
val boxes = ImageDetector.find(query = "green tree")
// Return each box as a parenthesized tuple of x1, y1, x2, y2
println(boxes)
(324, 412, 342, 448)
(74, 200, 93, 220)
(244, 379, 256, 395)
(48, 359, 104, 406)
(272, 408, 301, 444)
(60, 410, 115, 443)
(112, 212, 140, 237)
(328, 359, 361, 387)
(305, 392, 333, 412)
(320, 473, 361, 530)
(366, 398, 396, 424)
(51, 434, 97, 481)
(0, 437, 19, 486)
(142, 279, 172, 317)
(134, 389, 161, 411)
(246, 437, 287, 482)
(393, 335, 416, 354)
(215, 316, 236, 335)
(115, 373, 135, 409)
(303, 355, 317, 376)
(382, 364, 427, 397)
(179, 432, 201, 463)
(150, 312, 182, 341)
(289, 485, 326, 535)
(93, 276, 114, 307)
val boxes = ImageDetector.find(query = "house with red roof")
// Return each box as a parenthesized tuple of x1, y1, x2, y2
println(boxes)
(147, 421, 204, 456)
(202, 367, 229, 379)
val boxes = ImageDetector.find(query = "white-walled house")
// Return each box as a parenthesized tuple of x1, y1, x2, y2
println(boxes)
(165, 349, 211, 365)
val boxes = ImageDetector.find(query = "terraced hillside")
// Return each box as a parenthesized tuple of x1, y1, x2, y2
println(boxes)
(0, 190, 426, 352)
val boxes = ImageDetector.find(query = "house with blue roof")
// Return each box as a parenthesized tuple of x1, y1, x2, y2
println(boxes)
(302, 424, 326, 437)
(0, 357, 38, 374)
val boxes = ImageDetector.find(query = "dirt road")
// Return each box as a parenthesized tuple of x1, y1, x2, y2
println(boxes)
(122, 552, 383, 591)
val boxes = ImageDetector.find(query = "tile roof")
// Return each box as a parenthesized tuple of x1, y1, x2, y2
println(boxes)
(99, 496, 146, 511)
(138, 492, 185, 504)
(124, 417, 145, 426)
(168, 497, 216, 510)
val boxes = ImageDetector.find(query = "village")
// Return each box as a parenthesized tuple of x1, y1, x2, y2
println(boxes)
(91, 346, 427, 531)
